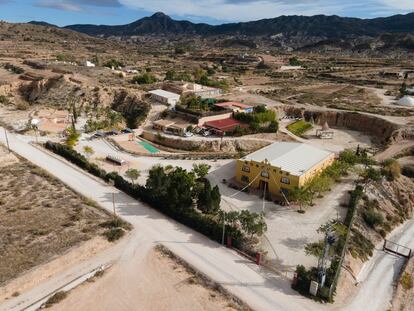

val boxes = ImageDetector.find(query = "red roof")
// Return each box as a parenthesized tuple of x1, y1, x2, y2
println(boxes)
(205, 118, 246, 131)
(214, 102, 253, 109)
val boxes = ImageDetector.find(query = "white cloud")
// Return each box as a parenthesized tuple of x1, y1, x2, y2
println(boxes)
(378, 0, 414, 10)
(36, 0, 83, 12)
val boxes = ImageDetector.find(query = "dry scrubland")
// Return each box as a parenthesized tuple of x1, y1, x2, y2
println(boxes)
(48, 246, 249, 311)
(0, 146, 113, 285)
(392, 257, 414, 311)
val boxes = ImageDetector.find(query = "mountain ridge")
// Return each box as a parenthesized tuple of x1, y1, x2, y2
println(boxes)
(62, 11, 414, 38)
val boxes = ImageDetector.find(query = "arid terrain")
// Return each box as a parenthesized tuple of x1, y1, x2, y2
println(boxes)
(0, 145, 114, 299)
(47, 246, 248, 311)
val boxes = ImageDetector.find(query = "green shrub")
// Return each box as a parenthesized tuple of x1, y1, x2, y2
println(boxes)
(0, 95, 9, 104)
(100, 218, 132, 230)
(131, 73, 157, 84)
(349, 229, 374, 261)
(104, 59, 123, 68)
(362, 209, 384, 228)
(44, 291, 67, 308)
(400, 272, 413, 290)
(382, 159, 401, 181)
(104, 228, 125, 242)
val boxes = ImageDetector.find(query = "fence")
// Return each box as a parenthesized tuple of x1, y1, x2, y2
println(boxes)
(328, 185, 364, 300)
(383, 240, 412, 259)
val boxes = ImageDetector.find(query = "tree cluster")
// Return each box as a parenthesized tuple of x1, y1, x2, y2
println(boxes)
(104, 59, 124, 69)
(131, 72, 157, 85)
(234, 105, 279, 135)
(44, 142, 267, 253)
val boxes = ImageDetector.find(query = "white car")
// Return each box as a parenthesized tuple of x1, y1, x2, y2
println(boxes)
(183, 132, 193, 137)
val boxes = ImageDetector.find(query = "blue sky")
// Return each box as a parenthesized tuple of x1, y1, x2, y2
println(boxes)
(0, 0, 412, 26)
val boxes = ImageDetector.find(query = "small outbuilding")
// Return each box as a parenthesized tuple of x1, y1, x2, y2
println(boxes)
(149, 89, 181, 107)
(205, 118, 247, 136)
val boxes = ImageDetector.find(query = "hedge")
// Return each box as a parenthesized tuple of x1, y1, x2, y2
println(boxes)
(44, 141, 244, 248)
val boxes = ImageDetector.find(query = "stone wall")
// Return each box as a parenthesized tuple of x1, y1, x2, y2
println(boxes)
(142, 130, 270, 153)
(284, 107, 402, 144)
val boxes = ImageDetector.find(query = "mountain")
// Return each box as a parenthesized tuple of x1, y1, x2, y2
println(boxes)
(29, 21, 58, 28)
(65, 12, 212, 37)
(64, 12, 414, 38)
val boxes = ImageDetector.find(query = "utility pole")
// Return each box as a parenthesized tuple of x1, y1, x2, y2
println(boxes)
(112, 192, 116, 217)
(318, 229, 335, 288)
(32, 125, 39, 144)
(221, 211, 226, 245)
(108, 179, 116, 217)
(3, 128, 10, 152)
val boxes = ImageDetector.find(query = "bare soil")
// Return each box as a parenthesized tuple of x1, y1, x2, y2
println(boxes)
(47, 246, 250, 311)
(0, 146, 113, 286)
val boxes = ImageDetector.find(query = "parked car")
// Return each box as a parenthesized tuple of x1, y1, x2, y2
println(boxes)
(183, 132, 194, 137)
(202, 130, 212, 137)
(121, 128, 134, 134)
(89, 131, 105, 140)
(105, 130, 120, 136)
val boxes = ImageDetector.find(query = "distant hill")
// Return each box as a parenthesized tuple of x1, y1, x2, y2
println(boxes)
(29, 21, 58, 28)
(64, 12, 414, 38)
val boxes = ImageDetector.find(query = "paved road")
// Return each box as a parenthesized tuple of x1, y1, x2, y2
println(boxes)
(1, 129, 413, 311)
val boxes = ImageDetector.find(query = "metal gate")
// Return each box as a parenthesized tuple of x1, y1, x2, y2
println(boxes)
(383, 239, 412, 259)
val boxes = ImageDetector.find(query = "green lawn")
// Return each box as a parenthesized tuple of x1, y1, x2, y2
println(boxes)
(287, 120, 313, 136)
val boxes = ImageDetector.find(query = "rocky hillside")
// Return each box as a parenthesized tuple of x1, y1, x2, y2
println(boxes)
(64, 12, 414, 38)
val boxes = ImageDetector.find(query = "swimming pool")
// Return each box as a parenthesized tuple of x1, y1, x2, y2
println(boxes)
(138, 141, 160, 154)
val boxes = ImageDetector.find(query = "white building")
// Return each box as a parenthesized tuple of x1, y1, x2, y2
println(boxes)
(85, 61, 95, 67)
(187, 83, 222, 98)
(149, 89, 181, 107)
(280, 66, 303, 71)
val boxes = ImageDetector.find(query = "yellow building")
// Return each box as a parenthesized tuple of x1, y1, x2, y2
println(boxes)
(235, 142, 335, 197)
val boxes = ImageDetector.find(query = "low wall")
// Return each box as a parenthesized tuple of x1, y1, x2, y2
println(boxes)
(284, 107, 402, 144)
(142, 130, 270, 153)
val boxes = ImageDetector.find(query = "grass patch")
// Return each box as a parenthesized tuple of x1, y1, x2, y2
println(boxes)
(287, 120, 313, 136)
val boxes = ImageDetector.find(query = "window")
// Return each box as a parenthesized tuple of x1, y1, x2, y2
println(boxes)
(242, 165, 250, 173)
(280, 177, 290, 184)
(280, 188, 289, 195)
(261, 171, 269, 178)
(241, 175, 249, 183)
